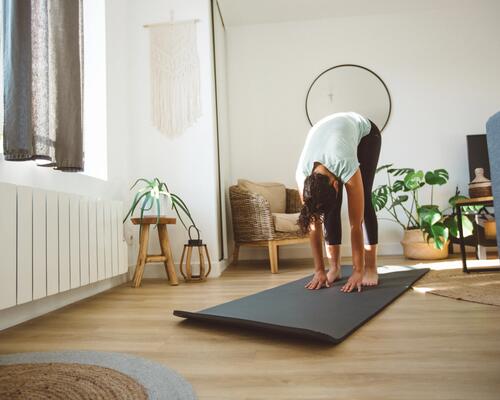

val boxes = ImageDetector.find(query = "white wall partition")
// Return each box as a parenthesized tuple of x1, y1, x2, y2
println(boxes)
(0, 183, 128, 312)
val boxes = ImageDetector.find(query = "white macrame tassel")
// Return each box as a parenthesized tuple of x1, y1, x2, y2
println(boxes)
(149, 22, 201, 136)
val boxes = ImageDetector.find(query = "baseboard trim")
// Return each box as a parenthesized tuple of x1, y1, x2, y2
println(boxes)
(0, 273, 129, 331)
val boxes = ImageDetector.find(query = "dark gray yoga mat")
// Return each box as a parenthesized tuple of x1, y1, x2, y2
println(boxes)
(174, 266, 429, 344)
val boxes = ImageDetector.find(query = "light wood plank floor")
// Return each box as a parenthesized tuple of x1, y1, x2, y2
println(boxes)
(1, 256, 499, 400)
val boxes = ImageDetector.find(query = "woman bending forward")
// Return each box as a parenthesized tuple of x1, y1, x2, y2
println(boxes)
(296, 112, 381, 292)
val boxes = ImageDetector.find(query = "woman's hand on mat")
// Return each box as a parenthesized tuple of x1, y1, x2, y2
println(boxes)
(305, 270, 330, 290)
(341, 270, 363, 293)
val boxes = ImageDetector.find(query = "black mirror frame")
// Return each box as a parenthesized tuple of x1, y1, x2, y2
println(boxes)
(305, 64, 392, 132)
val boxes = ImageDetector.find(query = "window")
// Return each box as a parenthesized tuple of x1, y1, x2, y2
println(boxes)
(83, 0, 108, 180)
(0, 0, 107, 179)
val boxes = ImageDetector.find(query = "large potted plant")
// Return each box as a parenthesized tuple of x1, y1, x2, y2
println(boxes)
(371, 165, 478, 260)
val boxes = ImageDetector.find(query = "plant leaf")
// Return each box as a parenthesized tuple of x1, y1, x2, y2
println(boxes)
(430, 223, 449, 249)
(156, 198, 161, 224)
(130, 178, 151, 190)
(122, 191, 148, 222)
(425, 169, 449, 185)
(389, 194, 409, 209)
(388, 167, 414, 176)
(404, 170, 424, 190)
(376, 163, 393, 173)
(392, 180, 407, 192)
(418, 205, 442, 226)
(443, 216, 459, 238)
(448, 194, 468, 207)
(171, 194, 193, 216)
(444, 215, 474, 237)
(142, 193, 154, 211)
(371, 188, 388, 211)
(448, 194, 484, 213)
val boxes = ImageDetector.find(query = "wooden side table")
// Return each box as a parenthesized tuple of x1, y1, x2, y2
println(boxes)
(455, 196, 499, 273)
(131, 216, 179, 287)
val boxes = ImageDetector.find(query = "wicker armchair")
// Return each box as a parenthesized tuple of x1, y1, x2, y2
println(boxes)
(229, 185, 309, 273)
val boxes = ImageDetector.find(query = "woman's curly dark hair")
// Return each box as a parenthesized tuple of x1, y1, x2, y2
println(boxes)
(298, 173, 338, 234)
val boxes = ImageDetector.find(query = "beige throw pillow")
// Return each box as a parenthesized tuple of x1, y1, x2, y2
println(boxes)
(237, 179, 286, 213)
(273, 213, 300, 232)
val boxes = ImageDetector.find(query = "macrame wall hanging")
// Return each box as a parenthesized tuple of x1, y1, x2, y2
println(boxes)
(146, 19, 201, 136)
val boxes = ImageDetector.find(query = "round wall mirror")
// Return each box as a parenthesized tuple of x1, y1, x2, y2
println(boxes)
(305, 64, 392, 131)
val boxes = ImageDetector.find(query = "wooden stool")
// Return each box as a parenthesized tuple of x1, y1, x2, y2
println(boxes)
(131, 216, 178, 287)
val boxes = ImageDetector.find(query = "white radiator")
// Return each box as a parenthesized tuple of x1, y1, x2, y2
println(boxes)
(0, 183, 128, 310)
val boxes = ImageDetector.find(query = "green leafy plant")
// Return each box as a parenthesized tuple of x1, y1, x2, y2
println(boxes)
(372, 165, 480, 250)
(123, 177, 196, 230)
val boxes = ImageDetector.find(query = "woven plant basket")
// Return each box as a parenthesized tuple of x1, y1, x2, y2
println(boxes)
(401, 229, 449, 260)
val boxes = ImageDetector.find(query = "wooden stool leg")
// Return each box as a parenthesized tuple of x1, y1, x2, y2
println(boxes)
(133, 224, 150, 288)
(268, 241, 279, 274)
(158, 224, 179, 286)
(232, 244, 240, 265)
(198, 246, 206, 280)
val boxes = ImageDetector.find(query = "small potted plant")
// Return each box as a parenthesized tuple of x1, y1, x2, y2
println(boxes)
(371, 165, 479, 260)
(123, 177, 197, 231)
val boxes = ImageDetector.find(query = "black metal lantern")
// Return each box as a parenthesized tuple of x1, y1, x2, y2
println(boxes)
(180, 225, 211, 282)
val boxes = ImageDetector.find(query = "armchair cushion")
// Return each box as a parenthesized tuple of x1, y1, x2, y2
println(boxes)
(238, 179, 286, 213)
(272, 213, 300, 232)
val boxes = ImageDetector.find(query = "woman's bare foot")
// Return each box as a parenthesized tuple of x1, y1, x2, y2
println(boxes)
(326, 267, 342, 284)
(362, 266, 378, 286)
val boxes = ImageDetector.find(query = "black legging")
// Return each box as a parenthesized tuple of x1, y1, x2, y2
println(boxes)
(323, 121, 381, 245)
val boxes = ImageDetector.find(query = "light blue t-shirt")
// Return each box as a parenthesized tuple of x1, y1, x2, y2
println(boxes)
(296, 112, 371, 189)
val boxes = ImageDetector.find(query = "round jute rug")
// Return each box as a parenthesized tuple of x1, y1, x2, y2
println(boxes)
(413, 268, 500, 307)
(0, 351, 196, 400)
(0, 362, 148, 400)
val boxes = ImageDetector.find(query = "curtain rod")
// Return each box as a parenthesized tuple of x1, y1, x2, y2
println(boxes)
(143, 19, 200, 28)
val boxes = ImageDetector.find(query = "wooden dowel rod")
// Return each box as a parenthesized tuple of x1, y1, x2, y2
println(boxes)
(146, 255, 167, 263)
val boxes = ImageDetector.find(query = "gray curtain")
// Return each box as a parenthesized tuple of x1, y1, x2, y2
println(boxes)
(3, 0, 84, 171)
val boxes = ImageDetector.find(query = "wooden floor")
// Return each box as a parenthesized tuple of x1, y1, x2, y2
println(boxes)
(1, 256, 499, 400)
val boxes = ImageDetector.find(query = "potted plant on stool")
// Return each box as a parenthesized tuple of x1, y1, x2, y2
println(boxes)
(123, 178, 212, 283)
(372, 165, 478, 260)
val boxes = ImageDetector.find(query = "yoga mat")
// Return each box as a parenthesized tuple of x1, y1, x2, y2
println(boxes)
(174, 266, 429, 344)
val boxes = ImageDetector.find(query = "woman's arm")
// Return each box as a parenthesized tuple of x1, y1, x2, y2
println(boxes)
(309, 219, 325, 272)
(342, 169, 365, 292)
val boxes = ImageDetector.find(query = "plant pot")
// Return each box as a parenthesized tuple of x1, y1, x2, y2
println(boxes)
(401, 229, 449, 260)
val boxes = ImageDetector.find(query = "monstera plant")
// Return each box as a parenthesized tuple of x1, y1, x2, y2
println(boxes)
(123, 177, 196, 231)
(371, 165, 480, 253)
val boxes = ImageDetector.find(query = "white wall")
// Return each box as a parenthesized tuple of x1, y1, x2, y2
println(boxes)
(225, 2, 500, 259)
(125, 0, 224, 275)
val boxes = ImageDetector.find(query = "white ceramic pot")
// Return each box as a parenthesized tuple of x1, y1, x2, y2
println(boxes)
(401, 229, 449, 260)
